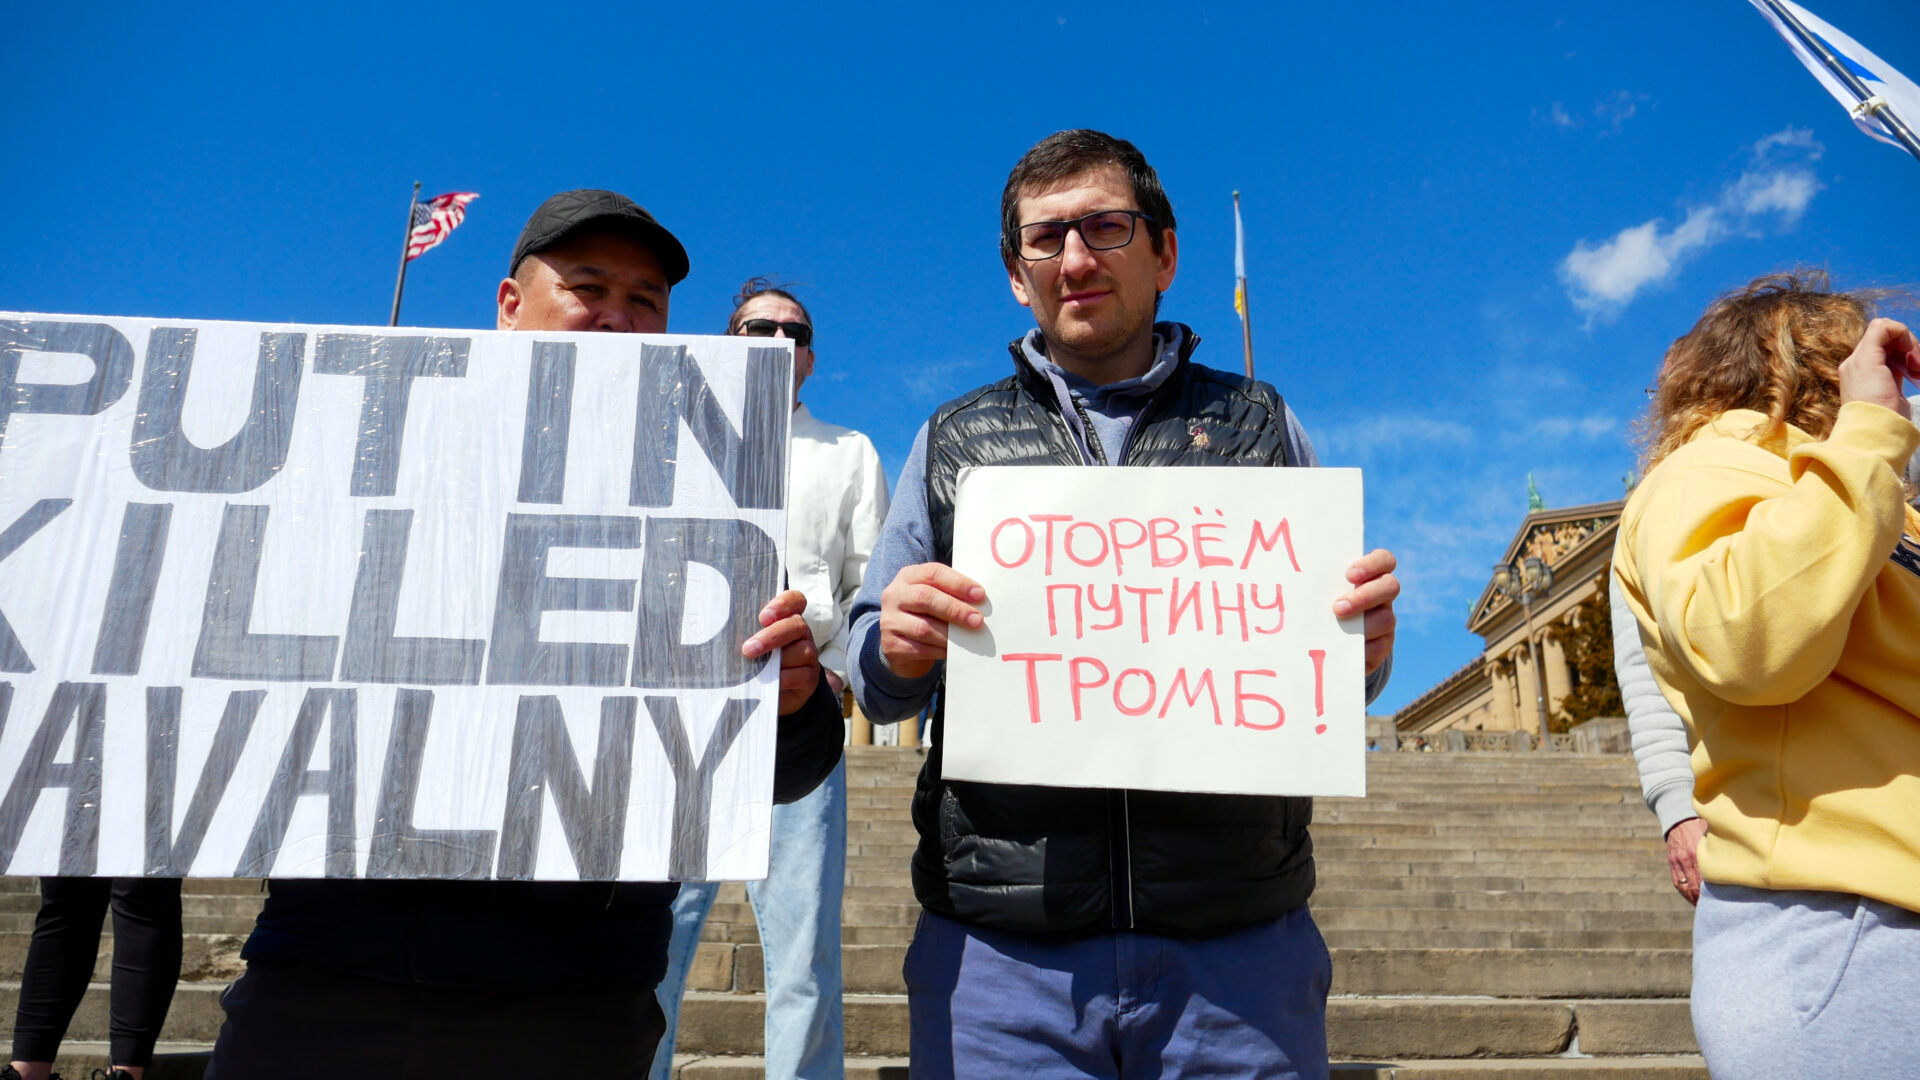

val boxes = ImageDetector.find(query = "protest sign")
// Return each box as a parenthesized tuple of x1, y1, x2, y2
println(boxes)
(943, 466, 1366, 797)
(0, 314, 792, 881)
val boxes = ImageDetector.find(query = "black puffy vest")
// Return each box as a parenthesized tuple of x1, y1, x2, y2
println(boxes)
(911, 331, 1316, 936)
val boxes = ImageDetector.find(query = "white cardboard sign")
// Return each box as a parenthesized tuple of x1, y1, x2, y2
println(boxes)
(0, 314, 793, 881)
(943, 466, 1367, 797)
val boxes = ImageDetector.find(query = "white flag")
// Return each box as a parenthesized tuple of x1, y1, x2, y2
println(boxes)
(1749, 0, 1920, 151)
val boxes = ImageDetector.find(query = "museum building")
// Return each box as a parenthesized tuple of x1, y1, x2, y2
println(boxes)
(1393, 497, 1625, 741)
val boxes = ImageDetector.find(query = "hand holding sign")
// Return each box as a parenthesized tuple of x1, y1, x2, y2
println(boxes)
(744, 589, 823, 714)
(877, 563, 986, 680)
(1336, 548, 1400, 675)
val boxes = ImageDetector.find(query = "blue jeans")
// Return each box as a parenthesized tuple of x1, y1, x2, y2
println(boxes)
(1692, 880, 1920, 1080)
(904, 905, 1331, 1080)
(650, 758, 846, 1080)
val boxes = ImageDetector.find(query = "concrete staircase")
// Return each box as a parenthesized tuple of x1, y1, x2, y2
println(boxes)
(675, 748, 1703, 1079)
(0, 747, 1703, 1078)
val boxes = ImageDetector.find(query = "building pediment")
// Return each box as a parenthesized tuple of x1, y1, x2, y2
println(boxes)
(1466, 499, 1623, 634)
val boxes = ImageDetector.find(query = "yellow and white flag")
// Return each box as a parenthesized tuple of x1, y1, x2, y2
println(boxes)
(1233, 194, 1248, 321)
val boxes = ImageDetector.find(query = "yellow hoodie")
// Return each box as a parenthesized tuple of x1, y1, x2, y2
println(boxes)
(1614, 402, 1920, 913)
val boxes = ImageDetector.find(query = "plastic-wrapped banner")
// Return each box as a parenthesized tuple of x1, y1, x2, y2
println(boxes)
(0, 315, 791, 881)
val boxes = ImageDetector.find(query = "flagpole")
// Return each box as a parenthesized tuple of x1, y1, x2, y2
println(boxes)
(1761, 0, 1920, 163)
(389, 180, 420, 327)
(1234, 191, 1255, 379)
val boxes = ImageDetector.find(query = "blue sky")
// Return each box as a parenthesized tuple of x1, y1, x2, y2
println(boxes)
(5, 0, 1917, 715)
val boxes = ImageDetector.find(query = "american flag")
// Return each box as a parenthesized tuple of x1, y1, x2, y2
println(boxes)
(405, 191, 479, 262)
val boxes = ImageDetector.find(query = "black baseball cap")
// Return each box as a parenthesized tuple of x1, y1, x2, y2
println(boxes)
(509, 189, 691, 285)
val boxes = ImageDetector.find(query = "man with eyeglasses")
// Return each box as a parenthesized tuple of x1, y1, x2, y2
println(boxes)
(846, 131, 1400, 1079)
(202, 190, 846, 1079)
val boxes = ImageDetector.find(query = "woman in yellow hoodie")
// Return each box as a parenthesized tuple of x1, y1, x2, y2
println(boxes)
(1613, 272, 1920, 1080)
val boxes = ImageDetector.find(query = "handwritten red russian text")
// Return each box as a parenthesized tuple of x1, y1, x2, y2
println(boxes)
(1000, 653, 1323, 731)
(987, 509, 1301, 577)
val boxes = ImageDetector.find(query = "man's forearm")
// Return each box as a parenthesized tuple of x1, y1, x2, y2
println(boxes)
(772, 677, 845, 804)
(1365, 651, 1391, 706)
(849, 610, 940, 722)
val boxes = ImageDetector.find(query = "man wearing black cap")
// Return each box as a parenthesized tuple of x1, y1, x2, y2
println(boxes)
(203, 191, 845, 1078)
(499, 188, 691, 333)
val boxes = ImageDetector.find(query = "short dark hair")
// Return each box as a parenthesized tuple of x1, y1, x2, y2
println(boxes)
(727, 276, 813, 335)
(999, 130, 1176, 269)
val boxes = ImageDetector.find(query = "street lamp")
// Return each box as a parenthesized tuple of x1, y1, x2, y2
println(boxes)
(1491, 555, 1555, 739)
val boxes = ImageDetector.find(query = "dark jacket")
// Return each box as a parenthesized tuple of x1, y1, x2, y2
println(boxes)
(913, 333, 1316, 936)
(241, 677, 844, 991)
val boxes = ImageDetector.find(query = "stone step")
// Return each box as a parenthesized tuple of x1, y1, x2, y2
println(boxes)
(843, 773, 1650, 791)
(1320, 861, 1672, 880)
(688, 943, 1691, 998)
(845, 807, 1657, 823)
(839, 856, 1672, 880)
(843, 778, 1649, 791)
(15, 1037, 1711, 1076)
(1313, 822, 1662, 838)
(13, 1042, 212, 1080)
(1322, 1064, 1708, 1080)
(1325, 928, 1696, 950)
(1307, 874, 1671, 894)
(1306, 890, 1689, 912)
(1314, 908, 1694, 932)
(854, 879, 1673, 905)
(1311, 836, 1663, 852)
(702, 924, 1695, 951)
(708, 901, 1695, 933)
(669, 993, 1699, 1058)
(705, 894, 1689, 940)
(0, 980, 226, 1043)
(670, 1057, 1708, 1079)
(0, 914, 260, 935)
(841, 849, 1671, 871)
(0, 932, 246, 982)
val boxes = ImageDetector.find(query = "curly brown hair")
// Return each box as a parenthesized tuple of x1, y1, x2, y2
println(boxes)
(1640, 271, 1892, 469)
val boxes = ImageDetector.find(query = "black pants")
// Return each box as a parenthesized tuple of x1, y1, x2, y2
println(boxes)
(204, 963, 668, 1079)
(10, 876, 184, 1067)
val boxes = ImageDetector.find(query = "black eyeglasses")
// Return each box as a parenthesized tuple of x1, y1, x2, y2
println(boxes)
(1015, 210, 1154, 261)
(734, 318, 813, 348)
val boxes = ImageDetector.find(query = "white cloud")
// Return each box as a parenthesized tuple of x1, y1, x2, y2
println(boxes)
(1314, 415, 1475, 460)
(1733, 168, 1819, 218)
(894, 354, 1002, 405)
(1594, 90, 1649, 134)
(1562, 220, 1689, 309)
(1548, 102, 1577, 128)
(1521, 413, 1620, 441)
(1754, 127, 1823, 157)
(1559, 128, 1825, 319)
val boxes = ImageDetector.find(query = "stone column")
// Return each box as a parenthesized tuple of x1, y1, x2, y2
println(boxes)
(1542, 635, 1574, 722)
(900, 714, 921, 748)
(1489, 661, 1519, 731)
(1513, 645, 1548, 739)
(849, 703, 873, 746)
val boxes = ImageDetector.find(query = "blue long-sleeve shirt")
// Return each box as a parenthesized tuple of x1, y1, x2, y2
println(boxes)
(849, 324, 1391, 722)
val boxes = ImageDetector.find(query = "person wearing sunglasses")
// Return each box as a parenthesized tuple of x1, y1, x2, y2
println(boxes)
(650, 278, 891, 1080)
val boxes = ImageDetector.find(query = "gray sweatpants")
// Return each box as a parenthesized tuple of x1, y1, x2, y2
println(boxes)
(1693, 880, 1920, 1079)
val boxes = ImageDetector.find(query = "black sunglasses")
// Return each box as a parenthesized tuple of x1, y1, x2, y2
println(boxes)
(735, 318, 813, 348)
